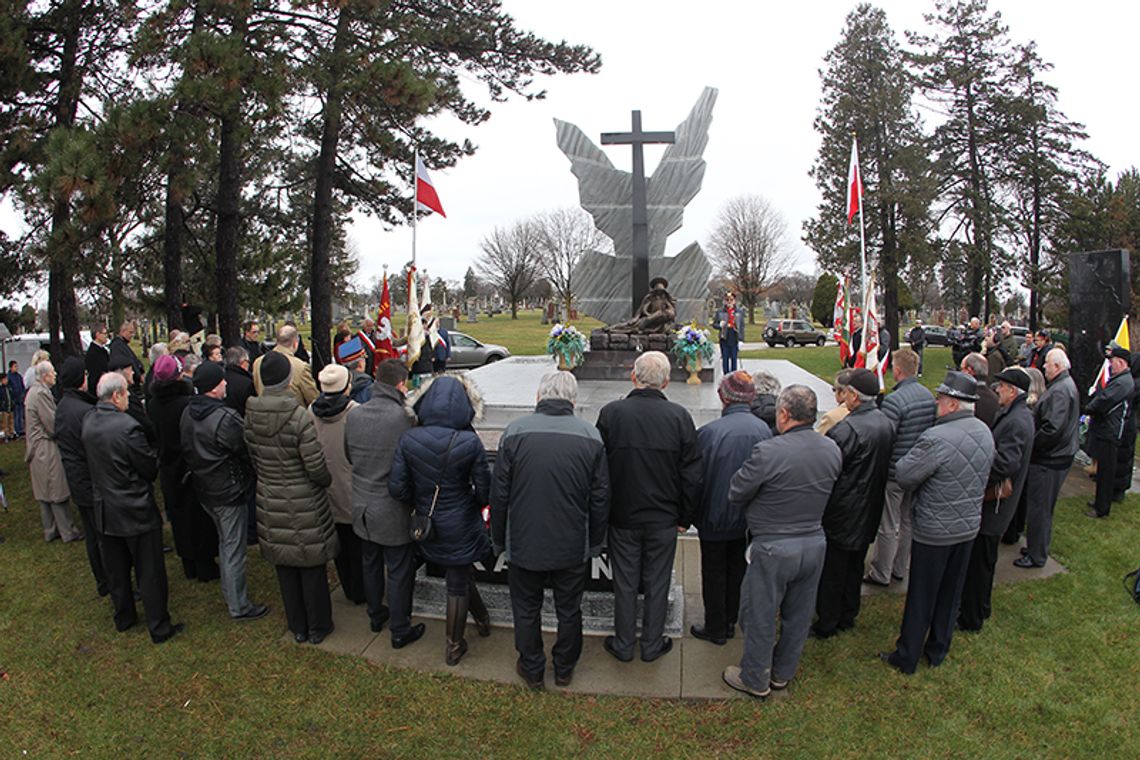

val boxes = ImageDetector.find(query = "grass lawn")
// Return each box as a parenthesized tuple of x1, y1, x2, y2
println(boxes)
(1, 437, 1138, 755)
(743, 345, 958, 394)
(455, 308, 606, 356)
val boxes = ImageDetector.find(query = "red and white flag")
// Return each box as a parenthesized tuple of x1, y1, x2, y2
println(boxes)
(415, 155, 446, 218)
(856, 274, 885, 390)
(846, 137, 862, 225)
(833, 276, 851, 365)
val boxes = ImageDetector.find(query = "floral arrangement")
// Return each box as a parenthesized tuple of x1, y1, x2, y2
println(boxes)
(670, 322, 715, 367)
(546, 323, 587, 368)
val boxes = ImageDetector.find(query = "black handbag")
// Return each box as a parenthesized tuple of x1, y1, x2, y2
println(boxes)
(410, 432, 459, 543)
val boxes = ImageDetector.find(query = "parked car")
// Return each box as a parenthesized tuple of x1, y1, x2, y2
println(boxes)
(445, 331, 510, 368)
(763, 319, 827, 348)
(920, 325, 950, 346)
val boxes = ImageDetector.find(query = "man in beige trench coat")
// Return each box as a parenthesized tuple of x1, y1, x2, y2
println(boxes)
(25, 361, 81, 542)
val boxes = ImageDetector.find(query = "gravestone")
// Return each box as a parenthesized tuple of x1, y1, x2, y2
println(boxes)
(1068, 249, 1131, 405)
(554, 87, 717, 326)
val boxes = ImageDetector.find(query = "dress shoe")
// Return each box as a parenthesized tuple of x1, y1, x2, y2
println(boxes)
(516, 661, 545, 690)
(1019, 546, 1030, 556)
(391, 623, 426, 649)
(689, 624, 726, 645)
(809, 626, 837, 640)
(1012, 556, 1043, 569)
(554, 669, 574, 688)
(722, 666, 770, 699)
(641, 636, 673, 662)
(877, 651, 909, 674)
(862, 575, 890, 588)
(370, 606, 391, 633)
(293, 632, 308, 644)
(152, 622, 185, 644)
(308, 626, 334, 645)
(1085, 508, 1106, 519)
(725, 624, 736, 639)
(64, 533, 85, 543)
(603, 635, 633, 663)
(233, 603, 269, 622)
(891, 573, 905, 582)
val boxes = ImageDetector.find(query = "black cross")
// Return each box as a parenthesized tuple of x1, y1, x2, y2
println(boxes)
(601, 111, 675, 315)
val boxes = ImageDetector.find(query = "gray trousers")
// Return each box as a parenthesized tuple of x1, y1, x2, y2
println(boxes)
(609, 524, 677, 659)
(205, 503, 255, 617)
(739, 533, 826, 691)
(867, 480, 912, 584)
(1024, 464, 1070, 566)
(40, 499, 80, 542)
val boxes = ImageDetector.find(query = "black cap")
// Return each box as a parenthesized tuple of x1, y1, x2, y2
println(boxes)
(259, 351, 291, 388)
(107, 353, 133, 372)
(58, 356, 85, 390)
(993, 367, 1030, 392)
(848, 368, 880, 396)
(935, 370, 980, 402)
(1106, 342, 1131, 361)
(192, 361, 225, 394)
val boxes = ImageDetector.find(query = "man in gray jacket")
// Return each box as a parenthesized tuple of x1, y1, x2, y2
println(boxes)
(865, 348, 936, 586)
(1019, 349, 1080, 567)
(880, 371, 994, 675)
(722, 386, 842, 698)
(344, 359, 424, 648)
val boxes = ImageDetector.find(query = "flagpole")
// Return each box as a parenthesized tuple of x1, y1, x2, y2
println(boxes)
(412, 148, 418, 269)
(854, 135, 868, 307)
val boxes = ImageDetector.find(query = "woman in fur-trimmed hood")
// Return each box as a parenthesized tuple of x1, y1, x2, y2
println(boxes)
(388, 373, 491, 665)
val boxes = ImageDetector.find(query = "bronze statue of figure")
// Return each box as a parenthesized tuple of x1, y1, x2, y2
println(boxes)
(603, 277, 677, 334)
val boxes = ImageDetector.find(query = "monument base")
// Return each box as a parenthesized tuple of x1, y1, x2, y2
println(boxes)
(575, 331, 714, 382)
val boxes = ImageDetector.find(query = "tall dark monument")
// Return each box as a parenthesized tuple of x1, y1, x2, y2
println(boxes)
(1068, 249, 1131, 404)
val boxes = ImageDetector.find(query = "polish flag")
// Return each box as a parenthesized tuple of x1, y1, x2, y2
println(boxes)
(833, 276, 850, 365)
(415, 155, 446, 218)
(857, 273, 884, 390)
(846, 137, 862, 225)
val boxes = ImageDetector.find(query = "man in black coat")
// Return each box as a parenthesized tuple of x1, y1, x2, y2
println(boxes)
(84, 324, 111, 395)
(961, 352, 999, 428)
(595, 351, 701, 663)
(1019, 349, 1080, 567)
(181, 362, 268, 622)
(1085, 343, 1134, 519)
(491, 370, 610, 688)
(82, 372, 183, 644)
(108, 320, 144, 394)
(223, 347, 255, 416)
(907, 321, 926, 376)
(958, 368, 1035, 631)
(108, 352, 157, 447)
(813, 368, 895, 638)
(240, 320, 264, 363)
(53, 356, 108, 596)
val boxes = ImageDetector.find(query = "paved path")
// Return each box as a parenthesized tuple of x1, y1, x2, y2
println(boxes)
(303, 472, 1087, 699)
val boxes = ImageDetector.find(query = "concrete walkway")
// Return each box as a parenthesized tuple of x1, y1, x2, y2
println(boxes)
(303, 473, 1085, 699)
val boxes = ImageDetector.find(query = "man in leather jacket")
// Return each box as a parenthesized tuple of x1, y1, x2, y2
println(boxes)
(1086, 343, 1134, 518)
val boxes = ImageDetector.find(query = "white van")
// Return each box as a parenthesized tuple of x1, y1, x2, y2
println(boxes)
(0, 330, 92, 377)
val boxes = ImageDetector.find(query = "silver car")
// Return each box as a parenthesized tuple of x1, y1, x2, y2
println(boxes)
(446, 330, 511, 368)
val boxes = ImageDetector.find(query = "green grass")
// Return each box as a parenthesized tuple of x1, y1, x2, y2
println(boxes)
(455, 308, 605, 356)
(743, 345, 957, 394)
(1, 435, 1138, 756)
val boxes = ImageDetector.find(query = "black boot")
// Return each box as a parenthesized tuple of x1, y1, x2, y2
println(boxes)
(468, 582, 491, 638)
(445, 595, 469, 666)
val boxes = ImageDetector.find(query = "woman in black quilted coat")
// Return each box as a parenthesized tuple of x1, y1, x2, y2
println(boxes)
(389, 375, 491, 665)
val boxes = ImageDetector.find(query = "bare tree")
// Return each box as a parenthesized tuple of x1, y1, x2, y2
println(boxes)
(532, 208, 609, 320)
(707, 195, 795, 323)
(477, 221, 541, 319)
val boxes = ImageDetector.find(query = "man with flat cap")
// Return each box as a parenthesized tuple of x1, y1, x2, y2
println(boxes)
(813, 368, 894, 639)
(880, 371, 993, 674)
(1085, 343, 1134, 519)
(957, 367, 1034, 632)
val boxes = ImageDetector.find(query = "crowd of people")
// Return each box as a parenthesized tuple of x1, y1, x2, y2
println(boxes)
(7, 311, 1129, 696)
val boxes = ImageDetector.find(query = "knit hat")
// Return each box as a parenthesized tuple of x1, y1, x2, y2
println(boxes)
(718, 370, 756, 404)
(259, 351, 292, 388)
(318, 364, 351, 395)
(58, 356, 85, 390)
(993, 367, 1030, 392)
(848, 368, 880, 397)
(152, 354, 183, 383)
(336, 336, 365, 365)
(192, 361, 225, 394)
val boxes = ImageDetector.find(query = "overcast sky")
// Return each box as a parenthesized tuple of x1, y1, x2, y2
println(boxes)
(352, 0, 1140, 291)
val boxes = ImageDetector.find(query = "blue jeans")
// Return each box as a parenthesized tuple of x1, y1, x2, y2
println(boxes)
(720, 338, 739, 374)
(738, 534, 826, 690)
(13, 402, 24, 436)
(206, 503, 255, 617)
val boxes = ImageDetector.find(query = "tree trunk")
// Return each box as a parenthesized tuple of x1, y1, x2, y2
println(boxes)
(309, 8, 351, 373)
(163, 182, 185, 330)
(215, 107, 241, 346)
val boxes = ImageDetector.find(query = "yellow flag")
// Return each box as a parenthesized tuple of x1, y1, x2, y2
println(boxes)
(1112, 316, 1129, 351)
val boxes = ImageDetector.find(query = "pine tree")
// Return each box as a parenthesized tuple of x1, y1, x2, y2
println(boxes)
(805, 3, 933, 350)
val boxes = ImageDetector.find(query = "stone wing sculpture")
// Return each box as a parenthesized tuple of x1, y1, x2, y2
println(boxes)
(555, 87, 717, 326)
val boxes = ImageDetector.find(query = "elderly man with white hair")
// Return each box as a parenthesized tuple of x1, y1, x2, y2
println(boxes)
(595, 351, 702, 664)
(1019, 348, 1080, 566)
(491, 370, 610, 689)
(26, 360, 82, 542)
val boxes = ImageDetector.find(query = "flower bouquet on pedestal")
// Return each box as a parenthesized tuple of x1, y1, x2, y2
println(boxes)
(670, 323, 714, 384)
(546, 323, 587, 371)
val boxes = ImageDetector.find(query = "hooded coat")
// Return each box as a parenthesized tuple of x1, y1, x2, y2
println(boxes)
(25, 381, 71, 503)
(389, 375, 490, 565)
(308, 392, 358, 524)
(244, 387, 338, 567)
